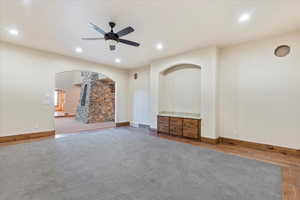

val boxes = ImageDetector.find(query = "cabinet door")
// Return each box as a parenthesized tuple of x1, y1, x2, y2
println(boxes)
(158, 116, 169, 134)
(183, 119, 199, 139)
(170, 117, 183, 136)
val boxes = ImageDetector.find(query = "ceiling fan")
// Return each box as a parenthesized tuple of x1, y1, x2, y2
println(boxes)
(82, 22, 140, 51)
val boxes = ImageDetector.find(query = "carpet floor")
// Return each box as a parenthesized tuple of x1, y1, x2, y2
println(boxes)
(0, 127, 281, 200)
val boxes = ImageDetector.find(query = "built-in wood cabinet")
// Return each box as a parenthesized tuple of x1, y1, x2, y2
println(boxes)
(170, 117, 183, 136)
(157, 116, 170, 134)
(158, 115, 201, 140)
(183, 119, 199, 139)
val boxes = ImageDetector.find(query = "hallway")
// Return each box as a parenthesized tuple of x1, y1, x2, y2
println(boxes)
(55, 117, 115, 134)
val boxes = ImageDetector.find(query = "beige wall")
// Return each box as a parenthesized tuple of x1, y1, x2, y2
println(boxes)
(0, 42, 129, 137)
(1, 30, 300, 149)
(64, 86, 81, 115)
(55, 71, 81, 115)
(219, 31, 300, 149)
(127, 31, 300, 149)
(128, 66, 151, 126)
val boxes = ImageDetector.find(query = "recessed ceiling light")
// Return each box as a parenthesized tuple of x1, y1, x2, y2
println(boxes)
(75, 47, 82, 53)
(8, 29, 19, 36)
(115, 58, 121, 63)
(156, 43, 164, 50)
(239, 13, 250, 23)
(23, 0, 32, 5)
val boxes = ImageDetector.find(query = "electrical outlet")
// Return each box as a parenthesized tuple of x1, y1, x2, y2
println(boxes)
(130, 122, 139, 128)
(234, 129, 238, 136)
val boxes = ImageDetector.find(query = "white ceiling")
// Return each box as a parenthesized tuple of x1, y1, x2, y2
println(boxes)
(1, 0, 300, 68)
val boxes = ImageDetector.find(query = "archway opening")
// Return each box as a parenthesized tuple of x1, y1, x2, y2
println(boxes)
(54, 70, 116, 135)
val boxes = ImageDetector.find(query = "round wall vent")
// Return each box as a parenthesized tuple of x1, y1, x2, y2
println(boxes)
(274, 45, 291, 57)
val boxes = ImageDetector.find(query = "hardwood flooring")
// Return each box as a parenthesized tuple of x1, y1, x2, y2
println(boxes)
(0, 127, 299, 200)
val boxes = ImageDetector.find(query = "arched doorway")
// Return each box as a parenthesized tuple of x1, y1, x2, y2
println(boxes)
(54, 70, 116, 135)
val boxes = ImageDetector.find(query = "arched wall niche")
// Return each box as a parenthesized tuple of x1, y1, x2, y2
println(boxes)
(149, 47, 218, 139)
(158, 63, 202, 115)
(161, 64, 201, 75)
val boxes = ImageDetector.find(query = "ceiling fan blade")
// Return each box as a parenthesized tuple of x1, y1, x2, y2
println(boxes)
(88, 22, 106, 35)
(116, 26, 134, 37)
(81, 37, 104, 40)
(119, 39, 140, 47)
(109, 45, 116, 51)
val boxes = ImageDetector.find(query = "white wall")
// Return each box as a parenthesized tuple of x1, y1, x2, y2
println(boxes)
(1, 30, 299, 149)
(150, 47, 219, 139)
(55, 71, 81, 115)
(159, 65, 201, 113)
(0, 42, 129, 137)
(55, 70, 75, 91)
(64, 86, 81, 115)
(128, 66, 151, 126)
(127, 31, 300, 149)
(72, 71, 84, 85)
(219, 31, 300, 149)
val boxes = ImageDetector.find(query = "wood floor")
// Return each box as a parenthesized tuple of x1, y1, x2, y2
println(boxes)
(0, 127, 299, 200)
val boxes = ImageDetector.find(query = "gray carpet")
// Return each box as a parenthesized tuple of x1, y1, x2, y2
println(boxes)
(0, 127, 281, 200)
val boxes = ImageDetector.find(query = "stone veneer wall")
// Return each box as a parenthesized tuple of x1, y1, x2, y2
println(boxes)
(76, 72, 115, 123)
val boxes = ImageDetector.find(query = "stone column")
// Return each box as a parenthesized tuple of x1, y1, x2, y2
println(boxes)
(75, 72, 115, 123)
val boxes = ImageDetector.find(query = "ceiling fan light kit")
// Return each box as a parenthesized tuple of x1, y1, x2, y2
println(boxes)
(82, 22, 140, 51)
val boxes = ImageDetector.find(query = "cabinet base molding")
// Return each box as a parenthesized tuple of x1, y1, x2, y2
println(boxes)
(158, 131, 201, 141)
(0, 130, 55, 143)
(220, 137, 300, 157)
(116, 122, 130, 127)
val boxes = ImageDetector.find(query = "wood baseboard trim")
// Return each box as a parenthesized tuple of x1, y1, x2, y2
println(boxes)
(201, 137, 220, 144)
(55, 114, 75, 118)
(220, 137, 300, 157)
(0, 130, 55, 143)
(116, 122, 130, 127)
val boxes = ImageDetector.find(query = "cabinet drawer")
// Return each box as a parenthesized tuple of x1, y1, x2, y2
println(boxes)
(170, 117, 183, 136)
(158, 116, 169, 133)
(183, 119, 199, 139)
(183, 119, 198, 128)
(158, 116, 169, 123)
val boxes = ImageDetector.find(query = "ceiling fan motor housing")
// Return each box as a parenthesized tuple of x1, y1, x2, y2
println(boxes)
(83, 21, 140, 51)
(105, 32, 119, 51)
(104, 32, 119, 41)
